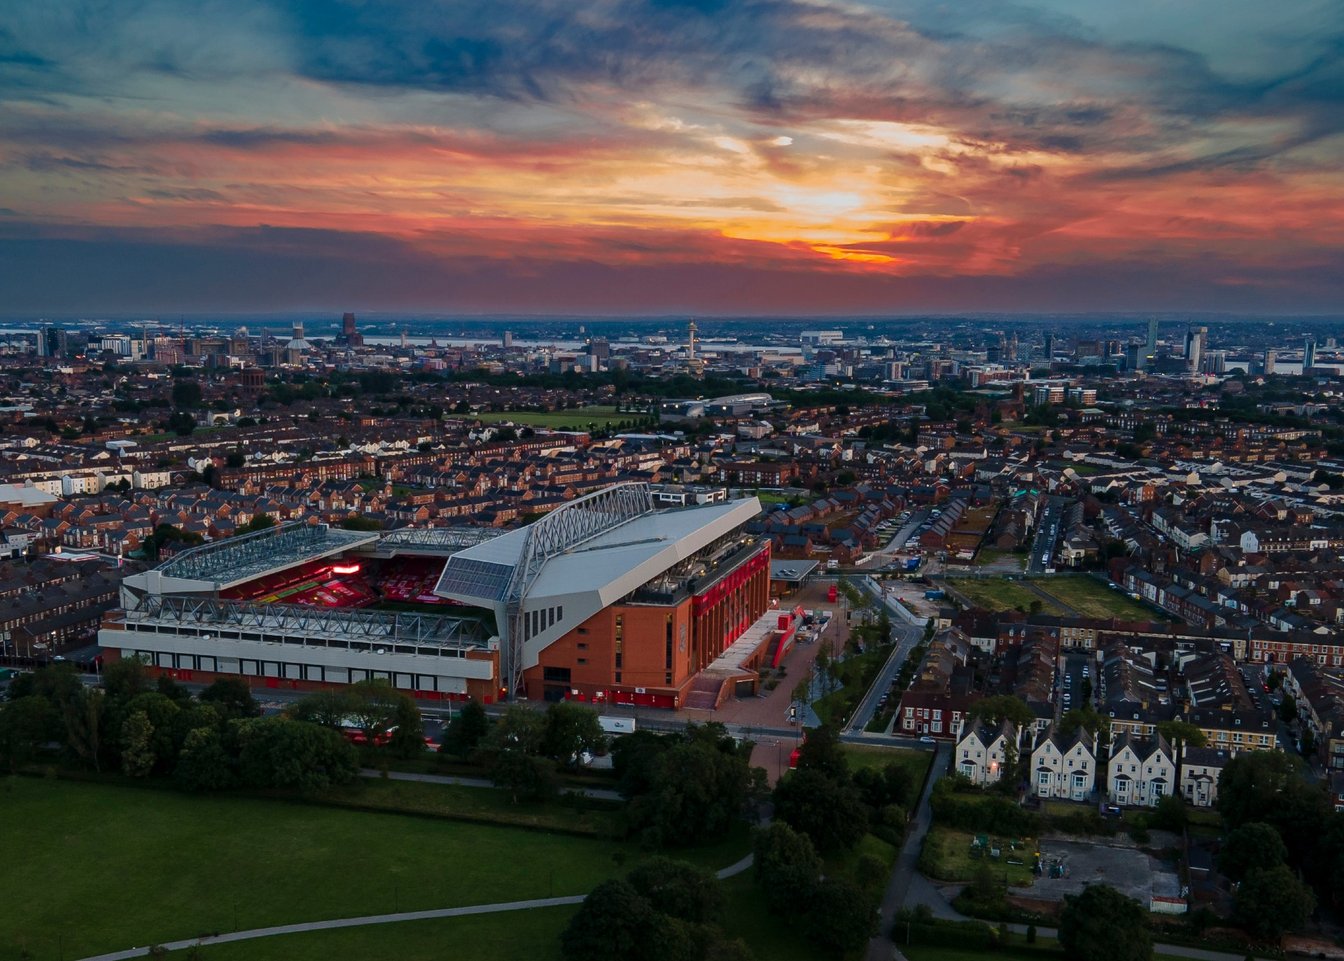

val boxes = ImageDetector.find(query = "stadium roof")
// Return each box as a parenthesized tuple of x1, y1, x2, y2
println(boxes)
(156, 522, 378, 590)
(436, 490, 760, 610)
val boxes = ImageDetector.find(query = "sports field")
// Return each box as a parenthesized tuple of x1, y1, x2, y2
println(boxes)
(0, 777, 741, 961)
(472, 406, 637, 428)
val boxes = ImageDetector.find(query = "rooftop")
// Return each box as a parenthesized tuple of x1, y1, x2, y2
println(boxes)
(157, 522, 378, 589)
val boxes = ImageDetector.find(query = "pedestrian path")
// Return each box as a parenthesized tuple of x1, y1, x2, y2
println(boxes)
(74, 818, 757, 961)
(358, 767, 624, 801)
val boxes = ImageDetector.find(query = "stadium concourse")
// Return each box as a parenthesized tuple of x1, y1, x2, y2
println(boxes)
(99, 483, 793, 709)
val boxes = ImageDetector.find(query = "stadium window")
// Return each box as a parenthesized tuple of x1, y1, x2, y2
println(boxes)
(557, 605, 563, 621)
(615, 615, 623, 669)
(577, 642, 588, 650)
(577, 658, 588, 665)
(665, 615, 673, 670)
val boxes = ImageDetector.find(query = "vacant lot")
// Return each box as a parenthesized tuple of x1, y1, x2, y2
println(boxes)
(0, 777, 741, 961)
(1028, 577, 1161, 621)
(921, 826, 1038, 887)
(472, 406, 634, 428)
(952, 578, 1066, 616)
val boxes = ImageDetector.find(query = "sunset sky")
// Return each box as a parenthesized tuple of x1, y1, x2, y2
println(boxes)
(2, 1, 1342, 314)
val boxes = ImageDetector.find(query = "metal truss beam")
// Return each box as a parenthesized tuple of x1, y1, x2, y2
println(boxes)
(501, 482, 655, 697)
(127, 593, 487, 649)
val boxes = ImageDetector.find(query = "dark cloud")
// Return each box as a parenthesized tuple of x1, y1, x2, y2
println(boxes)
(2, 221, 1342, 315)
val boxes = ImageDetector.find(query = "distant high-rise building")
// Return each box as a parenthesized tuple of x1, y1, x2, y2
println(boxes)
(1263, 348, 1277, 376)
(1184, 325, 1206, 373)
(502, 331, 513, 348)
(38, 326, 67, 359)
(1137, 317, 1159, 370)
(1305, 337, 1317, 372)
(336, 312, 363, 348)
(1206, 350, 1227, 375)
(589, 338, 610, 361)
(1043, 332, 1054, 361)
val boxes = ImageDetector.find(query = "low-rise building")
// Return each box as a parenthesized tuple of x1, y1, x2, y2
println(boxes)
(1030, 724, 1097, 801)
(1107, 732, 1176, 807)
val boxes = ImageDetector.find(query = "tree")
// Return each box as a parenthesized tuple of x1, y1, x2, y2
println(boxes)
(753, 822, 821, 915)
(970, 695, 1034, 730)
(626, 857, 723, 925)
(633, 739, 752, 847)
(1151, 794, 1188, 833)
(773, 768, 869, 853)
(168, 410, 197, 436)
(1156, 720, 1208, 753)
(480, 704, 545, 757)
(102, 655, 151, 704)
(1234, 864, 1315, 942)
(175, 727, 236, 791)
(62, 687, 105, 771)
(171, 379, 203, 409)
(235, 513, 277, 536)
(800, 877, 875, 958)
(1278, 694, 1298, 724)
(853, 762, 915, 811)
(611, 728, 675, 798)
(235, 717, 358, 791)
(120, 710, 156, 777)
(441, 701, 490, 757)
(290, 689, 359, 730)
(541, 701, 607, 767)
(1217, 751, 1315, 829)
(0, 696, 59, 770)
(560, 879, 657, 961)
(489, 748, 559, 803)
(1218, 822, 1288, 882)
(199, 678, 261, 719)
(794, 724, 848, 781)
(1058, 885, 1152, 961)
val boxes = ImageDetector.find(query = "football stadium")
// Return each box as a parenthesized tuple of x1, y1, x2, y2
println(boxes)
(100, 483, 791, 707)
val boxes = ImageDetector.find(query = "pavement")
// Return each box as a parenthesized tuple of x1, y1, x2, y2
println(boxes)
(358, 768, 624, 801)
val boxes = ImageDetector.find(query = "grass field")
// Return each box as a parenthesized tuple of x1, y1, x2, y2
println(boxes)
(472, 406, 636, 428)
(1026, 577, 1161, 621)
(845, 745, 935, 788)
(0, 776, 745, 961)
(171, 908, 573, 961)
(904, 942, 1192, 961)
(920, 827, 1038, 887)
(173, 862, 862, 961)
(972, 549, 1026, 571)
(951, 578, 1066, 616)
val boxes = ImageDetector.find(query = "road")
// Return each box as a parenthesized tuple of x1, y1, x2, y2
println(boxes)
(867, 741, 952, 961)
(1027, 500, 1063, 574)
(844, 576, 928, 734)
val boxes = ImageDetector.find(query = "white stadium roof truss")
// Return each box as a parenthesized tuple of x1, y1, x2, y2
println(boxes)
(501, 482, 657, 696)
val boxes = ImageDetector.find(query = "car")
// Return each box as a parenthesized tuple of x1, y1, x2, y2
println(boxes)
(919, 735, 936, 744)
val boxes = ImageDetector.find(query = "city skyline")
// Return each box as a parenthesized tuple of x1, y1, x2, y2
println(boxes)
(1, 1, 1342, 314)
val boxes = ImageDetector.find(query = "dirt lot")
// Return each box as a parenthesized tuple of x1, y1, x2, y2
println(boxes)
(1028, 835, 1182, 906)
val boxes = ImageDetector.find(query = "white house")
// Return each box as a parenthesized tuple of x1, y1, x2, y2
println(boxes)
(1107, 732, 1176, 807)
(1179, 746, 1231, 809)
(1030, 725, 1097, 801)
(955, 720, 1019, 786)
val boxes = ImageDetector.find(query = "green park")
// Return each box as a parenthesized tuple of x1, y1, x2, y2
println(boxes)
(0, 661, 925, 961)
